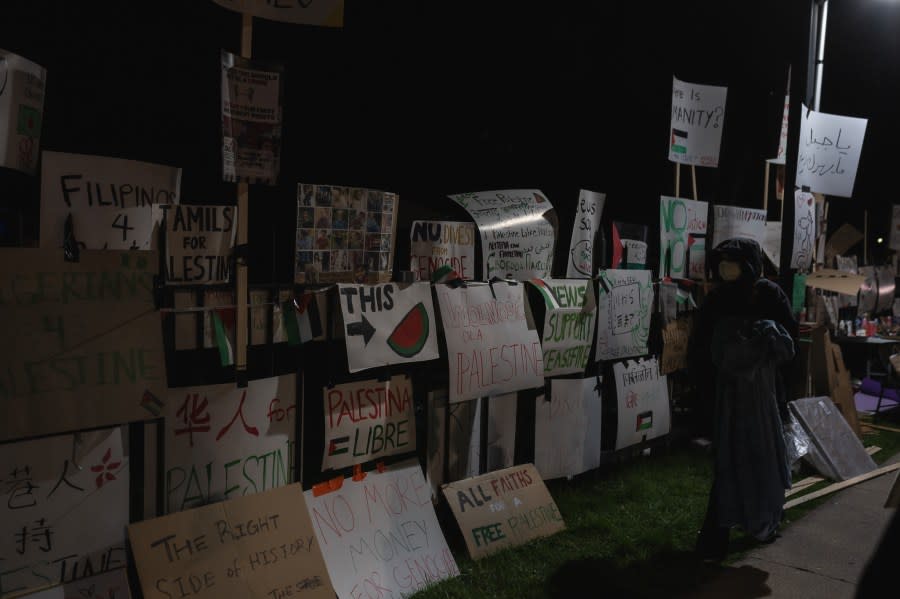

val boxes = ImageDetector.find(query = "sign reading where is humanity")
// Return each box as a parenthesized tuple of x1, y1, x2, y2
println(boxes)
(305, 459, 459, 599)
(436, 281, 544, 403)
(321, 375, 415, 471)
(441, 463, 565, 561)
(409, 220, 476, 281)
(211, 0, 344, 27)
(0, 428, 129, 597)
(448, 189, 556, 280)
(534, 378, 603, 481)
(669, 76, 728, 167)
(155, 204, 236, 284)
(337, 281, 439, 372)
(40, 151, 181, 250)
(659, 195, 708, 280)
(711, 205, 766, 249)
(565, 189, 605, 278)
(529, 278, 597, 377)
(0, 250, 165, 441)
(0, 49, 46, 175)
(797, 104, 868, 198)
(613, 357, 671, 450)
(129, 483, 334, 599)
(594, 269, 654, 362)
(164, 375, 296, 514)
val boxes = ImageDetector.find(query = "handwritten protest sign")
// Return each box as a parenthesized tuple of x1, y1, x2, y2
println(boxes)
(660, 317, 691, 375)
(0, 249, 165, 440)
(791, 190, 816, 271)
(659, 195, 708, 279)
(165, 375, 296, 514)
(622, 239, 648, 269)
(409, 220, 475, 281)
(18, 567, 133, 599)
(425, 390, 479, 498)
(0, 49, 45, 175)
(40, 152, 181, 250)
(337, 282, 439, 372)
(441, 463, 565, 560)
(669, 76, 728, 167)
(436, 282, 544, 403)
(448, 189, 556, 280)
(0, 428, 129, 597)
(595, 269, 653, 361)
(295, 183, 398, 284)
(612, 358, 670, 450)
(535, 378, 603, 480)
(797, 104, 868, 198)
(129, 483, 333, 599)
(211, 0, 344, 27)
(711, 205, 766, 249)
(155, 204, 236, 284)
(306, 459, 459, 599)
(565, 189, 605, 278)
(529, 279, 596, 377)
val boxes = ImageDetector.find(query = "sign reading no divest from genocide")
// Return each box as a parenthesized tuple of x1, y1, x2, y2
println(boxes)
(156, 204, 237, 284)
(441, 463, 565, 560)
(321, 375, 415, 471)
(594, 269, 654, 362)
(668, 76, 728, 167)
(336, 281, 439, 372)
(529, 278, 597, 377)
(613, 357, 671, 450)
(409, 220, 475, 281)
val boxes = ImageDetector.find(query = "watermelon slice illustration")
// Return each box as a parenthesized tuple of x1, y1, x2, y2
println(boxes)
(387, 302, 430, 358)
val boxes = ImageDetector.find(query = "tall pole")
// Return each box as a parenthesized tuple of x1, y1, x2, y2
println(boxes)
(235, 13, 252, 386)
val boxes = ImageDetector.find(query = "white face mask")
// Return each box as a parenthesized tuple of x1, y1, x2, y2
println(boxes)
(718, 260, 742, 281)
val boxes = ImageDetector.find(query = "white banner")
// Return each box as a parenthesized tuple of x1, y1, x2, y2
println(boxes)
(534, 378, 603, 480)
(711, 205, 766, 250)
(791, 190, 816, 271)
(157, 204, 236, 284)
(211, 0, 344, 27)
(669, 76, 728, 167)
(566, 189, 605, 278)
(0, 49, 45, 174)
(595, 270, 654, 361)
(409, 220, 475, 281)
(796, 104, 868, 198)
(613, 358, 670, 450)
(531, 279, 597, 377)
(659, 195, 708, 280)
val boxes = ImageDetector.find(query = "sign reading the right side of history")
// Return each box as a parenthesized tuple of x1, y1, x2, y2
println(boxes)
(669, 76, 728, 167)
(796, 104, 868, 198)
(0, 48, 46, 175)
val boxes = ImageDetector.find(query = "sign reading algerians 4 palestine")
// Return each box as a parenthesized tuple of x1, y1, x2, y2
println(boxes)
(337, 282, 439, 373)
(0, 49, 46, 175)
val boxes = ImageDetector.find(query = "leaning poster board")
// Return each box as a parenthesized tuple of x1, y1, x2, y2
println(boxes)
(441, 463, 566, 560)
(0, 249, 166, 441)
(128, 483, 334, 599)
(534, 378, 603, 480)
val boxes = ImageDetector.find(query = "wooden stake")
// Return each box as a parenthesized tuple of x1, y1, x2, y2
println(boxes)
(763, 161, 770, 212)
(235, 12, 253, 381)
(691, 165, 698, 200)
(675, 163, 681, 198)
(784, 462, 900, 509)
(864, 209, 868, 264)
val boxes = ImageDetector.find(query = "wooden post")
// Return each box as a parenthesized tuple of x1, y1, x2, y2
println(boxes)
(235, 13, 253, 383)
(690, 165, 698, 201)
(864, 209, 868, 264)
(675, 163, 681, 198)
(763, 161, 770, 212)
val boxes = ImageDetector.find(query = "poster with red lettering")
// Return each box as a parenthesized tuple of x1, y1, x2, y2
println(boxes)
(594, 269, 654, 361)
(409, 220, 475, 281)
(436, 282, 545, 403)
(612, 357, 671, 450)
(321, 375, 416, 471)
(534, 378, 603, 481)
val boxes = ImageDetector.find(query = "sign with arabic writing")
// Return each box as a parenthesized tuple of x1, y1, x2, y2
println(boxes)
(796, 104, 868, 198)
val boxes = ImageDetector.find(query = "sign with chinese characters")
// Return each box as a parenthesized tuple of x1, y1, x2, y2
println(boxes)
(534, 378, 603, 480)
(594, 269, 654, 361)
(711, 205, 766, 250)
(409, 220, 476, 281)
(612, 357, 671, 450)
(211, 0, 344, 27)
(796, 104, 868, 198)
(668, 76, 728, 167)
(0, 48, 45, 175)
(659, 195, 708, 280)
(157, 204, 236, 284)
(530, 279, 597, 377)
(566, 189, 605, 278)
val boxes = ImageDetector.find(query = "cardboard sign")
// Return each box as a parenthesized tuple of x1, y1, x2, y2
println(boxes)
(295, 183, 398, 284)
(534, 378, 603, 480)
(129, 483, 334, 599)
(565, 189, 605, 278)
(448, 189, 556, 281)
(165, 375, 297, 514)
(659, 195, 708, 280)
(337, 282, 439, 372)
(409, 220, 475, 281)
(660, 317, 691, 375)
(0, 428, 129, 597)
(796, 104, 868, 198)
(0, 249, 165, 440)
(668, 76, 728, 167)
(321, 375, 415, 470)
(791, 190, 816, 271)
(40, 151, 181, 250)
(0, 49, 45, 174)
(305, 459, 460, 599)
(530, 279, 597, 377)
(805, 268, 866, 296)
(211, 0, 344, 27)
(595, 269, 654, 362)
(826, 223, 863, 262)
(711, 205, 766, 250)
(156, 204, 236, 284)
(441, 463, 565, 560)
(436, 282, 544, 403)
(612, 358, 671, 450)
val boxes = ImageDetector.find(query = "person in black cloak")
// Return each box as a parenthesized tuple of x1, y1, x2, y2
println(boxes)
(688, 237, 799, 560)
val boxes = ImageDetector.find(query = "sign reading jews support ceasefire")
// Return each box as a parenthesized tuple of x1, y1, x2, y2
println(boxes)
(594, 269, 654, 362)
(565, 189, 605, 278)
(321, 375, 416, 471)
(613, 357, 671, 450)
(157, 204, 236, 284)
(409, 220, 475, 281)
(534, 378, 603, 481)
(530, 279, 597, 377)
(441, 463, 565, 560)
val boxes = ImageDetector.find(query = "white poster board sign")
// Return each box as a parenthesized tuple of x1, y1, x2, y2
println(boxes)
(436, 282, 544, 403)
(768, 93, 790, 165)
(791, 190, 816, 271)
(890, 205, 900, 251)
(211, 0, 344, 27)
(448, 189, 556, 280)
(531, 279, 597, 377)
(425, 390, 479, 498)
(613, 357, 671, 450)
(534, 378, 603, 480)
(763, 221, 782, 268)
(711, 205, 766, 249)
(566, 189, 605, 278)
(409, 220, 475, 281)
(484, 393, 518, 471)
(595, 270, 654, 361)
(659, 195, 708, 280)
(157, 204, 236, 284)
(669, 76, 728, 167)
(796, 104, 868, 198)
(0, 49, 45, 175)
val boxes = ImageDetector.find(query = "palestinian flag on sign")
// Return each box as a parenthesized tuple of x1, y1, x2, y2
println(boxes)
(17, 104, 41, 138)
(636, 411, 653, 432)
(211, 308, 235, 367)
(529, 279, 560, 310)
(671, 128, 688, 154)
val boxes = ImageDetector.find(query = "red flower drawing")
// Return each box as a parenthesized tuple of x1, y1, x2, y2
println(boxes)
(90, 448, 122, 489)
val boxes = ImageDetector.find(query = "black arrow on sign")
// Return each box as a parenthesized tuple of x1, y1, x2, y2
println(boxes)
(347, 314, 375, 346)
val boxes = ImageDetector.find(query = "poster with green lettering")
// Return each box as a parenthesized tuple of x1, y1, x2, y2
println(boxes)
(0, 249, 166, 441)
(529, 278, 596, 377)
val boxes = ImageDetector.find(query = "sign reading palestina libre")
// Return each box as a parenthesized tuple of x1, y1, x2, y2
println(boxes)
(669, 76, 728, 167)
(0, 48, 46, 175)
(211, 0, 344, 27)
(529, 278, 597, 377)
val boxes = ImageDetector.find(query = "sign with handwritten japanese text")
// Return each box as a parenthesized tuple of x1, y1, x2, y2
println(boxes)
(791, 190, 816, 271)
(321, 375, 415, 471)
(534, 378, 603, 481)
(305, 459, 459, 599)
(164, 375, 296, 514)
(711, 205, 766, 250)
(18, 567, 133, 599)
(211, 0, 344, 27)
(530, 279, 597, 377)
(448, 189, 556, 281)
(796, 104, 868, 198)
(0, 250, 165, 441)
(594, 269, 654, 362)
(565, 189, 605, 278)
(441, 463, 565, 560)
(436, 282, 544, 403)
(612, 358, 670, 450)
(659, 195, 708, 280)
(337, 282, 439, 373)
(668, 76, 727, 167)
(0, 49, 45, 175)
(409, 220, 475, 281)
(129, 483, 333, 599)
(155, 204, 236, 285)
(295, 183, 398, 285)
(39, 152, 181, 250)
(0, 428, 129, 597)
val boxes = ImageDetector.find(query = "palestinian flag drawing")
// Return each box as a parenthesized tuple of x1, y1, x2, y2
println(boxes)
(671, 128, 688, 154)
(530, 278, 560, 310)
(140, 390, 164, 417)
(636, 410, 653, 431)
(211, 308, 235, 367)
(17, 104, 41, 138)
(327, 436, 349, 456)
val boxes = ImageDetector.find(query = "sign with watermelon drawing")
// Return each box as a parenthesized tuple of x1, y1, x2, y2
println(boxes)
(530, 278, 597, 377)
(337, 281, 439, 373)
(594, 269, 654, 361)
(612, 357, 670, 450)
